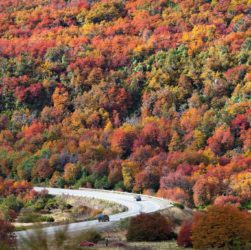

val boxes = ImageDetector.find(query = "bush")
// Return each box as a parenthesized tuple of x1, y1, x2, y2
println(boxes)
(44, 198, 59, 210)
(126, 213, 174, 242)
(192, 205, 251, 249)
(0, 195, 23, 213)
(242, 201, 251, 210)
(41, 216, 55, 222)
(75, 174, 96, 188)
(31, 198, 47, 212)
(81, 229, 102, 243)
(18, 209, 37, 223)
(114, 181, 125, 191)
(0, 219, 16, 249)
(0, 205, 17, 222)
(18, 209, 54, 223)
(94, 176, 111, 189)
(173, 203, 185, 209)
(177, 219, 193, 248)
(119, 218, 130, 230)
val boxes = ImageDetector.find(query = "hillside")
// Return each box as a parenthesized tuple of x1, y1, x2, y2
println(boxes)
(0, 0, 250, 209)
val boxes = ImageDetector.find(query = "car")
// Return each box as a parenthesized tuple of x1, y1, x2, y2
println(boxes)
(135, 195, 142, 201)
(97, 214, 110, 222)
(79, 241, 95, 247)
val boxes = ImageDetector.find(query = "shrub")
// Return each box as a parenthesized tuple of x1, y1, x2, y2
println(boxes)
(0, 195, 23, 213)
(192, 205, 251, 249)
(44, 197, 59, 210)
(177, 219, 193, 248)
(18, 209, 38, 223)
(18, 209, 54, 223)
(0, 219, 16, 249)
(0, 206, 17, 222)
(41, 216, 55, 222)
(119, 218, 130, 230)
(94, 176, 111, 189)
(242, 201, 251, 210)
(173, 203, 185, 209)
(126, 213, 174, 242)
(81, 229, 102, 243)
(31, 197, 48, 211)
(114, 181, 125, 191)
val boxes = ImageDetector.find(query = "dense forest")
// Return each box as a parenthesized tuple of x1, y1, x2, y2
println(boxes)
(0, 0, 250, 209)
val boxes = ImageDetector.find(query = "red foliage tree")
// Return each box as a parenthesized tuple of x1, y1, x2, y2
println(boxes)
(0, 219, 16, 248)
(193, 174, 222, 207)
(32, 158, 54, 180)
(231, 111, 250, 134)
(133, 120, 171, 150)
(22, 121, 44, 139)
(177, 219, 193, 248)
(14, 83, 44, 103)
(214, 195, 241, 207)
(157, 187, 191, 207)
(160, 166, 192, 192)
(207, 126, 234, 155)
(134, 166, 160, 192)
(108, 160, 123, 186)
(91, 161, 109, 177)
(126, 213, 174, 242)
(110, 126, 137, 157)
(130, 145, 156, 164)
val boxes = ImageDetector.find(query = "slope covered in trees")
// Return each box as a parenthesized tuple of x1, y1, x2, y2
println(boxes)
(0, 0, 250, 208)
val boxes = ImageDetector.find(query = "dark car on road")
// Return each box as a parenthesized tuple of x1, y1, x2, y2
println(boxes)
(97, 214, 110, 222)
(135, 195, 142, 201)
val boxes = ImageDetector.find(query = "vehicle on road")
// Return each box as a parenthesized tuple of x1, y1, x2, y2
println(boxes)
(135, 195, 142, 201)
(79, 241, 95, 247)
(97, 214, 110, 222)
(15, 187, 172, 241)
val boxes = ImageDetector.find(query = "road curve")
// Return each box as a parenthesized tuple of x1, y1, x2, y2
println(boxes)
(16, 187, 173, 239)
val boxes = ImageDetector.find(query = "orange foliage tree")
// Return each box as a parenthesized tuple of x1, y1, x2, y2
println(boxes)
(192, 205, 251, 249)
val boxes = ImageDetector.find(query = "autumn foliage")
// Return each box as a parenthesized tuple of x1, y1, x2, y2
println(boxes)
(0, 0, 249, 209)
(191, 205, 251, 249)
(0, 178, 32, 197)
(177, 219, 193, 248)
(126, 213, 174, 242)
(0, 219, 16, 248)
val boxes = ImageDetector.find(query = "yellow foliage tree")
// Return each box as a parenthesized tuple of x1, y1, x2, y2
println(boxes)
(122, 161, 140, 190)
(52, 87, 69, 110)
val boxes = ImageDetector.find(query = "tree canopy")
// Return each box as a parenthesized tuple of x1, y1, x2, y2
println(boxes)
(0, 0, 250, 208)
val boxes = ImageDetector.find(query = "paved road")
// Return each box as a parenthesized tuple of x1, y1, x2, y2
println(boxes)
(16, 187, 173, 239)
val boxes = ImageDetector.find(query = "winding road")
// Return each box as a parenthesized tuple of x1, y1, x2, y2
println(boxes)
(16, 187, 173, 239)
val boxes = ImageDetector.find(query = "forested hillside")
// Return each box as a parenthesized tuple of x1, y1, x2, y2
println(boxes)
(0, 0, 250, 208)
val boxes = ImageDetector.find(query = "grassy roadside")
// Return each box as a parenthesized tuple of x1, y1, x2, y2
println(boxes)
(14, 195, 127, 231)
(96, 241, 192, 250)
(17, 205, 193, 250)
